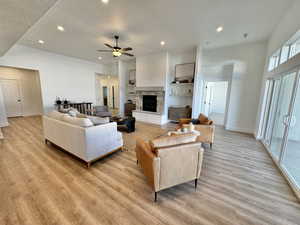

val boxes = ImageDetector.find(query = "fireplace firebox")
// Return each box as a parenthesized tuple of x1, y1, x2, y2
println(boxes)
(142, 95, 157, 112)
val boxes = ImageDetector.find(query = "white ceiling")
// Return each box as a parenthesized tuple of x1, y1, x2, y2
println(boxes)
(5, 0, 295, 64)
(0, 0, 58, 56)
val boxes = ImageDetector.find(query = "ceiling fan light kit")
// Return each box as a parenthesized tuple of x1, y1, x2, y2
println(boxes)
(112, 50, 122, 57)
(97, 35, 134, 57)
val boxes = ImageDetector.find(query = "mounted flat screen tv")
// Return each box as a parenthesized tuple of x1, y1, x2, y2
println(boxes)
(175, 63, 195, 81)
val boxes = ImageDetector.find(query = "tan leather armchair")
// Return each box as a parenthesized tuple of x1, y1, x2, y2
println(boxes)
(178, 113, 215, 148)
(136, 133, 204, 201)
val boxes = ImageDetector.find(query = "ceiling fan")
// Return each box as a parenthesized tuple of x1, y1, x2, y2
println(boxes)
(97, 35, 134, 57)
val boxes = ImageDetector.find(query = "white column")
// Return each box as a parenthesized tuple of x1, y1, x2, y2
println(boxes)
(118, 60, 127, 116)
(0, 83, 8, 127)
(192, 45, 205, 118)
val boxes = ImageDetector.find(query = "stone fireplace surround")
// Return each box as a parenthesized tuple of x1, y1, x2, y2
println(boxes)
(134, 87, 165, 115)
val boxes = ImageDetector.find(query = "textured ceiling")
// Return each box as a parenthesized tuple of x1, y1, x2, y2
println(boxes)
(4, 0, 295, 64)
(0, 0, 58, 56)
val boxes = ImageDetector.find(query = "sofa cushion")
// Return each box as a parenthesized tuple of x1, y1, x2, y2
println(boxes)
(87, 116, 110, 125)
(59, 108, 71, 113)
(62, 115, 93, 128)
(47, 111, 64, 120)
(150, 133, 197, 151)
(68, 108, 80, 117)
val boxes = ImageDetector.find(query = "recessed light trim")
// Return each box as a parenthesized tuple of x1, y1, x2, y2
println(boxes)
(102, 0, 109, 4)
(160, 41, 165, 46)
(98, 56, 102, 60)
(38, 40, 45, 44)
(216, 26, 223, 33)
(57, 25, 65, 31)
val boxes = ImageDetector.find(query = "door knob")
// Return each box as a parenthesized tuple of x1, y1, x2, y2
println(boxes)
(17, 99, 21, 102)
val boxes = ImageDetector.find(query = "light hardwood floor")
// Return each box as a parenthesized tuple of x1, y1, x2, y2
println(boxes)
(1, 116, 300, 225)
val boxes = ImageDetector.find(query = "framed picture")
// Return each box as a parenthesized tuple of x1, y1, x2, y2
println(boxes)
(175, 63, 195, 81)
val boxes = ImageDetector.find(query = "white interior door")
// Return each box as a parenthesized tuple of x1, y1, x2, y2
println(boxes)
(203, 82, 213, 116)
(1, 79, 23, 117)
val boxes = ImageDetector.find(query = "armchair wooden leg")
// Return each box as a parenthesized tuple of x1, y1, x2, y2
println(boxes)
(136, 160, 138, 165)
(154, 192, 158, 202)
(195, 179, 198, 189)
(87, 162, 91, 169)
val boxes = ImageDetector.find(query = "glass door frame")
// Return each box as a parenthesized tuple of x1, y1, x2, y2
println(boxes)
(277, 68, 300, 164)
(263, 77, 286, 148)
(262, 67, 300, 198)
(279, 69, 300, 190)
(261, 79, 274, 144)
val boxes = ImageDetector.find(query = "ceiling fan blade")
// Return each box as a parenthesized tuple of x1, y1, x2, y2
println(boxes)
(121, 47, 133, 52)
(104, 43, 114, 48)
(97, 50, 112, 52)
(123, 52, 134, 57)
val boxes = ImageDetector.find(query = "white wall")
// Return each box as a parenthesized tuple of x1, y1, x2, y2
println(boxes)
(267, 1, 300, 58)
(0, 45, 110, 113)
(202, 41, 267, 133)
(136, 52, 168, 87)
(0, 84, 8, 127)
(0, 67, 43, 116)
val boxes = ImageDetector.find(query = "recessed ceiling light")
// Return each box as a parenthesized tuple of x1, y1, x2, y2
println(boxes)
(57, 25, 65, 32)
(160, 41, 165, 46)
(98, 56, 102, 60)
(38, 40, 44, 44)
(102, 0, 109, 4)
(216, 26, 223, 33)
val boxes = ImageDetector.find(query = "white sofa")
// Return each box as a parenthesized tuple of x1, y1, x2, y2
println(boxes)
(43, 112, 123, 167)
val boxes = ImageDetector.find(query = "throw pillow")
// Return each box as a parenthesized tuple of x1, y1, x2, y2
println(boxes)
(198, 113, 209, 124)
(62, 115, 93, 128)
(77, 113, 87, 118)
(59, 108, 71, 113)
(191, 119, 200, 124)
(87, 116, 109, 125)
(68, 110, 78, 117)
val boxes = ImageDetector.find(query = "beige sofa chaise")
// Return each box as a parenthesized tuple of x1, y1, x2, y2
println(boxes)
(136, 133, 204, 201)
(43, 111, 123, 167)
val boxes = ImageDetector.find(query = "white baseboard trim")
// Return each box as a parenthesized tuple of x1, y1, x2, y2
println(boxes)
(225, 126, 254, 135)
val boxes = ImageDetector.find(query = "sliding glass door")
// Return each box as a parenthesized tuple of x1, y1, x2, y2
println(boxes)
(269, 72, 297, 160)
(282, 71, 300, 188)
(262, 69, 300, 194)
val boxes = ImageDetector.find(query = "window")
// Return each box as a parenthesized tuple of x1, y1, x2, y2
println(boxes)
(289, 38, 300, 58)
(268, 50, 280, 71)
(280, 45, 290, 64)
(268, 29, 300, 71)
